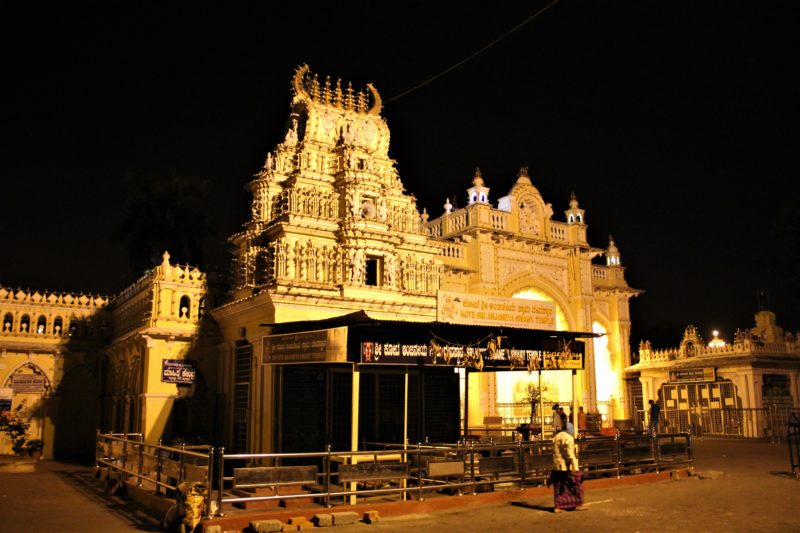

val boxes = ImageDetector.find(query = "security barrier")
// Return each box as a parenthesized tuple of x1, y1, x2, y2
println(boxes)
(789, 413, 800, 479)
(654, 406, 799, 443)
(94, 432, 213, 517)
(209, 432, 692, 516)
(96, 431, 692, 518)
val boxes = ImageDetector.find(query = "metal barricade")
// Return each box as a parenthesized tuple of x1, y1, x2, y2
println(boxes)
(788, 412, 800, 479)
(95, 432, 214, 518)
(208, 432, 694, 516)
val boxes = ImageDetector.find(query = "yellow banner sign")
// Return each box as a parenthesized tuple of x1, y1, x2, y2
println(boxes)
(437, 291, 556, 330)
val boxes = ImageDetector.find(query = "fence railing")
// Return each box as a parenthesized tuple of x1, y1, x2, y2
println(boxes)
(94, 432, 214, 516)
(213, 433, 691, 514)
(96, 432, 692, 518)
(638, 406, 800, 443)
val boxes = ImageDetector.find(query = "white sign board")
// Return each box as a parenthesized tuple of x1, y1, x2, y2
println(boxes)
(437, 290, 556, 330)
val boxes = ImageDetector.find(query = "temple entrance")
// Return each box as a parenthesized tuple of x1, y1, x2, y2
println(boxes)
(277, 365, 352, 457)
(358, 367, 459, 447)
(276, 365, 460, 458)
(660, 379, 742, 436)
(54, 365, 98, 461)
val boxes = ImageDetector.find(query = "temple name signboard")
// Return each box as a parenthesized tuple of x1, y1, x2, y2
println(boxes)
(437, 291, 556, 330)
(11, 374, 46, 393)
(161, 359, 197, 384)
(668, 368, 715, 383)
(360, 339, 584, 370)
(262, 327, 348, 364)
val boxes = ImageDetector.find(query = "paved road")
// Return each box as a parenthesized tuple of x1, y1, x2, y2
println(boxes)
(0, 439, 797, 532)
(333, 439, 799, 533)
(0, 459, 161, 532)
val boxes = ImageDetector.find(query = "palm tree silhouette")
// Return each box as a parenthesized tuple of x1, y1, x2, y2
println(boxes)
(110, 172, 214, 276)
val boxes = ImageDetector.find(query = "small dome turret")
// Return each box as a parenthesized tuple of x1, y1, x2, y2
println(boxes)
(467, 167, 491, 205)
(564, 192, 585, 224)
(606, 235, 621, 266)
(516, 166, 532, 185)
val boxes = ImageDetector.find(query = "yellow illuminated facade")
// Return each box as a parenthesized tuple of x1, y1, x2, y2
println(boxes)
(1, 65, 642, 457)
(0, 253, 215, 457)
(215, 65, 642, 452)
(628, 310, 800, 436)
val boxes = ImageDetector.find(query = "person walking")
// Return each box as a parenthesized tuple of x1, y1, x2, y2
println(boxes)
(548, 426, 585, 512)
(648, 399, 661, 435)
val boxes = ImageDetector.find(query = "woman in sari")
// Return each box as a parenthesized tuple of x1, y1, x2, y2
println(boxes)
(548, 427, 586, 512)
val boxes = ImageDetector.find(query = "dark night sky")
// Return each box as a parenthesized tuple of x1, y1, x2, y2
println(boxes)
(4, 2, 799, 347)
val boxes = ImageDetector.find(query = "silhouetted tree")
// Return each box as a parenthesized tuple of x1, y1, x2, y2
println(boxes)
(110, 173, 214, 276)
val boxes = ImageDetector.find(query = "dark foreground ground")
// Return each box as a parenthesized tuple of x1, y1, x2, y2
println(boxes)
(0, 438, 797, 532)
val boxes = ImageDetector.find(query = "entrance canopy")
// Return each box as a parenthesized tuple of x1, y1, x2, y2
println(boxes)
(261, 311, 599, 372)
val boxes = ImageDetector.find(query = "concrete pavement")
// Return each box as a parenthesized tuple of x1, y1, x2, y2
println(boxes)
(0, 458, 161, 532)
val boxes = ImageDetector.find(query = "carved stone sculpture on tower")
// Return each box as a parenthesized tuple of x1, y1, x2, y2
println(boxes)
(349, 249, 365, 285)
(384, 254, 396, 287)
(284, 118, 299, 145)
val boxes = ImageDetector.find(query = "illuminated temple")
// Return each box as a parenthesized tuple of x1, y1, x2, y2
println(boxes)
(0, 65, 695, 458)
(627, 310, 800, 437)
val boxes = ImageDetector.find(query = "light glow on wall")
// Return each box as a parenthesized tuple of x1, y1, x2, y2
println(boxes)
(492, 289, 572, 405)
(512, 289, 568, 331)
(593, 321, 615, 402)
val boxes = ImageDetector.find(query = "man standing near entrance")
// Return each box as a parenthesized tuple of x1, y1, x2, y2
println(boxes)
(577, 406, 587, 437)
(648, 399, 661, 435)
(553, 404, 565, 435)
(552, 404, 563, 434)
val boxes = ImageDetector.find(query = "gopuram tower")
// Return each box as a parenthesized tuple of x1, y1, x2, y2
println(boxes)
(223, 64, 441, 323)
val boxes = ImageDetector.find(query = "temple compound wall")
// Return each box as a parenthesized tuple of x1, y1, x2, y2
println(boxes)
(0, 253, 218, 458)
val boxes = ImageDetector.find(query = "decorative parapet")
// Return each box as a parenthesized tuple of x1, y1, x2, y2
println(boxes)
(427, 204, 579, 246)
(591, 265, 631, 289)
(549, 223, 567, 242)
(0, 287, 109, 309)
(637, 338, 800, 364)
(635, 313, 800, 367)
(431, 241, 468, 270)
(109, 252, 208, 340)
(114, 254, 206, 307)
(0, 286, 111, 338)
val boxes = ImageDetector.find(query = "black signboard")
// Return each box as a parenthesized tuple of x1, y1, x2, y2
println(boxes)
(161, 359, 196, 384)
(360, 341, 429, 364)
(668, 368, 715, 383)
(359, 339, 584, 370)
(763, 374, 789, 385)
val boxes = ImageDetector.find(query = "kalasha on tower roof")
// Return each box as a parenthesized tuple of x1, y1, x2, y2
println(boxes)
(291, 63, 382, 115)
